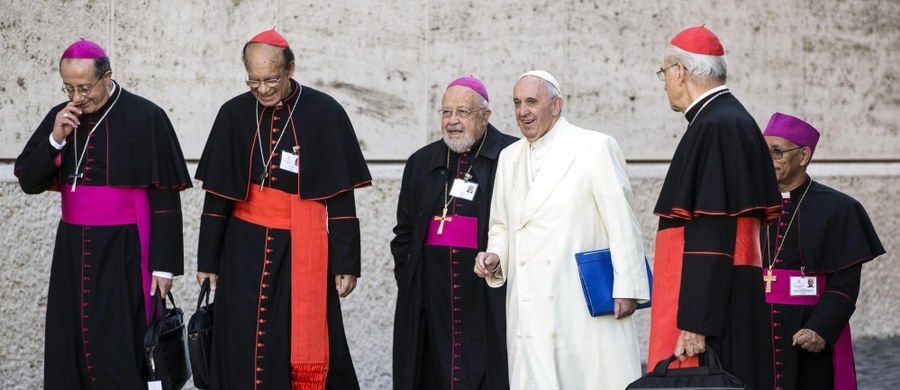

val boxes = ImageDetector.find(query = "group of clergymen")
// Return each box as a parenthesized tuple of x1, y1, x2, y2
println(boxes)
(15, 24, 885, 390)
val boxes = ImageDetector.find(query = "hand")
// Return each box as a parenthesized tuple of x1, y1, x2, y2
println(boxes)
(674, 330, 706, 361)
(334, 274, 357, 298)
(793, 328, 826, 353)
(150, 275, 173, 297)
(614, 298, 637, 319)
(52, 102, 82, 144)
(197, 272, 218, 291)
(473, 252, 500, 278)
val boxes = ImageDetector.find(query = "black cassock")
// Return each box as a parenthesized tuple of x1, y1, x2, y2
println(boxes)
(651, 89, 782, 390)
(762, 178, 884, 389)
(15, 83, 191, 389)
(391, 125, 516, 390)
(196, 81, 371, 389)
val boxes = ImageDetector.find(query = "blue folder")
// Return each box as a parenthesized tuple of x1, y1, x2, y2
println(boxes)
(574, 249, 652, 317)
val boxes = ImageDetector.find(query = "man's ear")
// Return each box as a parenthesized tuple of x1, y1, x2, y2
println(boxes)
(551, 96, 564, 117)
(799, 147, 813, 167)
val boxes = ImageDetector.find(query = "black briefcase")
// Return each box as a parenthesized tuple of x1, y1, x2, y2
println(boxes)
(144, 289, 191, 390)
(188, 279, 214, 389)
(626, 347, 749, 389)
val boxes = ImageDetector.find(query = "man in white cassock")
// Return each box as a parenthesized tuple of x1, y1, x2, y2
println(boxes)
(474, 70, 649, 389)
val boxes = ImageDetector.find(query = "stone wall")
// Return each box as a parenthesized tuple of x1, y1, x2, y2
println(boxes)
(1, 169, 896, 389)
(1, 1, 897, 389)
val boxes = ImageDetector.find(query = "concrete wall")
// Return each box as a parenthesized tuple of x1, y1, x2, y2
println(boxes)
(1, 1, 897, 389)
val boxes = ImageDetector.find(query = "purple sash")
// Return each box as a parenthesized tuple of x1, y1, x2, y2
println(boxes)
(61, 184, 153, 325)
(763, 268, 856, 390)
(764, 269, 825, 306)
(424, 215, 478, 249)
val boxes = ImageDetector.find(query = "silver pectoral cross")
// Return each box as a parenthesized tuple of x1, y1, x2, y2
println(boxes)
(259, 171, 268, 191)
(68, 172, 83, 192)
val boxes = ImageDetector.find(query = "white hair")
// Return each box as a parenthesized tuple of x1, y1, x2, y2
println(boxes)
(664, 45, 728, 86)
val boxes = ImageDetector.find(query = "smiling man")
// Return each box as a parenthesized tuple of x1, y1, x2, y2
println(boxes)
(195, 29, 371, 389)
(14, 39, 191, 389)
(474, 70, 649, 389)
(391, 76, 515, 390)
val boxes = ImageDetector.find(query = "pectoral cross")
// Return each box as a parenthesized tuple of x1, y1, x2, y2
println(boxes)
(259, 172, 268, 191)
(434, 207, 452, 235)
(68, 172, 83, 192)
(763, 268, 777, 293)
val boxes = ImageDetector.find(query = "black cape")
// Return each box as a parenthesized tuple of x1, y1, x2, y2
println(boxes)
(391, 125, 516, 390)
(651, 90, 781, 390)
(14, 83, 190, 389)
(762, 178, 885, 389)
(195, 81, 371, 201)
(654, 90, 781, 220)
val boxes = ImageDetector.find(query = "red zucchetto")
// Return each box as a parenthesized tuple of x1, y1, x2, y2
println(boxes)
(671, 25, 724, 56)
(249, 28, 290, 48)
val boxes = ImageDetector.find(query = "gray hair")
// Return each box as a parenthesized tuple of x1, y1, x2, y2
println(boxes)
(475, 94, 489, 110)
(543, 79, 561, 100)
(664, 45, 728, 86)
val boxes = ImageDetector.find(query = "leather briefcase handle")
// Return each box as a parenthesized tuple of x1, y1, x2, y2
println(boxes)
(149, 287, 178, 323)
(650, 345, 727, 377)
(195, 279, 212, 312)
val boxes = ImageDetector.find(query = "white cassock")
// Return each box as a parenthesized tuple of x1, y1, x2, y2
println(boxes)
(485, 117, 649, 390)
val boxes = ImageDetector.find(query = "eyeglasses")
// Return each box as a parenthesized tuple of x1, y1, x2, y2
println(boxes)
(245, 77, 283, 89)
(439, 108, 485, 119)
(770, 146, 804, 160)
(61, 72, 108, 98)
(656, 63, 678, 81)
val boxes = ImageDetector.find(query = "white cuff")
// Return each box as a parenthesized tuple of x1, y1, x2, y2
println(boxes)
(152, 271, 174, 279)
(49, 133, 66, 150)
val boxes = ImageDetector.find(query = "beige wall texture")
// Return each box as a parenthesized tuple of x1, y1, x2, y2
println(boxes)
(1, 1, 897, 389)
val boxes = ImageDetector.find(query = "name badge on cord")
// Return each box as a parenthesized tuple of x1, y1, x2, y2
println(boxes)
(449, 179, 478, 201)
(789, 276, 818, 296)
(280, 149, 300, 174)
(148, 381, 163, 390)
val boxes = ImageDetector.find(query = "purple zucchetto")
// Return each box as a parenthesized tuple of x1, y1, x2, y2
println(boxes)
(763, 112, 821, 156)
(447, 76, 489, 102)
(61, 39, 108, 59)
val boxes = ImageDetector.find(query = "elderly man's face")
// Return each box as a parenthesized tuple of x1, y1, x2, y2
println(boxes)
(60, 58, 112, 115)
(661, 59, 689, 113)
(513, 76, 561, 142)
(441, 86, 490, 153)
(765, 135, 810, 190)
(245, 43, 295, 107)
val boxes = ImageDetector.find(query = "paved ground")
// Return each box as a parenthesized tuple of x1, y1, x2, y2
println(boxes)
(636, 336, 899, 389)
(855, 336, 899, 389)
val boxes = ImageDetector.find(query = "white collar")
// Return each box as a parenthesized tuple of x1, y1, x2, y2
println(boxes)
(529, 117, 563, 149)
(685, 85, 728, 114)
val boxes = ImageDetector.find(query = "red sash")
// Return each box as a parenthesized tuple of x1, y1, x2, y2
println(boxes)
(234, 187, 329, 389)
(648, 217, 761, 370)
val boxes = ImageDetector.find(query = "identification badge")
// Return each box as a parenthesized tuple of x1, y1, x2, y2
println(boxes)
(148, 381, 163, 390)
(449, 179, 478, 201)
(789, 276, 818, 296)
(280, 149, 300, 174)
